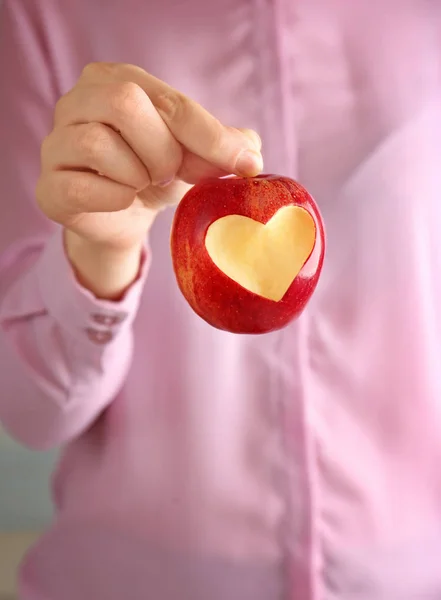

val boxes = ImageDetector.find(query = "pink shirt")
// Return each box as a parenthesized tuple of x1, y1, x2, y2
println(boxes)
(1, 0, 441, 598)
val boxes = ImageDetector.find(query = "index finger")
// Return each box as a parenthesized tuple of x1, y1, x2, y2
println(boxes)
(81, 63, 263, 177)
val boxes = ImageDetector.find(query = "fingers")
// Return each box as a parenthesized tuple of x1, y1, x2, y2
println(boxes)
(138, 180, 193, 211)
(154, 95, 263, 176)
(36, 170, 137, 225)
(177, 127, 263, 183)
(41, 123, 150, 191)
(177, 152, 231, 184)
(41, 61, 264, 234)
(54, 82, 184, 186)
(78, 63, 263, 177)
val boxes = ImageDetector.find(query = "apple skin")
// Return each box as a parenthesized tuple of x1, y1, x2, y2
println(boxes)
(170, 174, 325, 334)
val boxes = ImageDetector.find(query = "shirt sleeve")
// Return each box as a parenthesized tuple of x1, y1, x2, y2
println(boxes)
(0, 0, 149, 450)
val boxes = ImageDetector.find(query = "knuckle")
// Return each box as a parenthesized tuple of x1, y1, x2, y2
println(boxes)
(81, 61, 117, 80)
(80, 62, 97, 79)
(155, 91, 186, 122)
(109, 81, 146, 124)
(76, 123, 110, 163)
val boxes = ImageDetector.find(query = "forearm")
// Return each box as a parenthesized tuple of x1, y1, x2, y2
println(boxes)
(0, 317, 134, 450)
(0, 231, 148, 450)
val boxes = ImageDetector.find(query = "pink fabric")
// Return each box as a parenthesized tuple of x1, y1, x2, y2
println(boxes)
(1, 0, 441, 598)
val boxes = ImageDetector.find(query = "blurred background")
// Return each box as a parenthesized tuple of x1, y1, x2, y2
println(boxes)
(0, 2, 57, 597)
(0, 428, 55, 531)
(0, 425, 57, 597)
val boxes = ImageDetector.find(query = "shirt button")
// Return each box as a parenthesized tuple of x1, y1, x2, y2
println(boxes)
(91, 312, 126, 326)
(86, 328, 113, 345)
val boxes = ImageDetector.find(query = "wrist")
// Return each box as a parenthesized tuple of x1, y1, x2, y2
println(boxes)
(64, 230, 144, 300)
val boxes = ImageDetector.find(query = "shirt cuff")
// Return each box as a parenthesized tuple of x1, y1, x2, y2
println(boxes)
(34, 228, 150, 348)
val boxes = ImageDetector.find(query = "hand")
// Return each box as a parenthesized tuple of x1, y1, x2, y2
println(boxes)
(36, 62, 263, 298)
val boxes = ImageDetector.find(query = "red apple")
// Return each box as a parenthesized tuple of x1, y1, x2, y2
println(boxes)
(170, 174, 325, 334)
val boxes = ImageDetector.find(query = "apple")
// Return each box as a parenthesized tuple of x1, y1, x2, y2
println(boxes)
(170, 174, 325, 334)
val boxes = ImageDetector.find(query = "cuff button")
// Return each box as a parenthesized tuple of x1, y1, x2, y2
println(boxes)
(86, 328, 113, 344)
(91, 312, 127, 326)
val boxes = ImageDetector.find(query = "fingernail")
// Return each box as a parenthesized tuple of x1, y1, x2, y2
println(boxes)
(157, 178, 174, 188)
(235, 149, 264, 177)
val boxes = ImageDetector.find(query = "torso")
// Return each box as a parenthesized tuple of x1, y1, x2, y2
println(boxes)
(16, 1, 441, 598)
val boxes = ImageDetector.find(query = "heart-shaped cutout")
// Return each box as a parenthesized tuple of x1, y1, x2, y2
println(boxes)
(205, 205, 316, 302)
